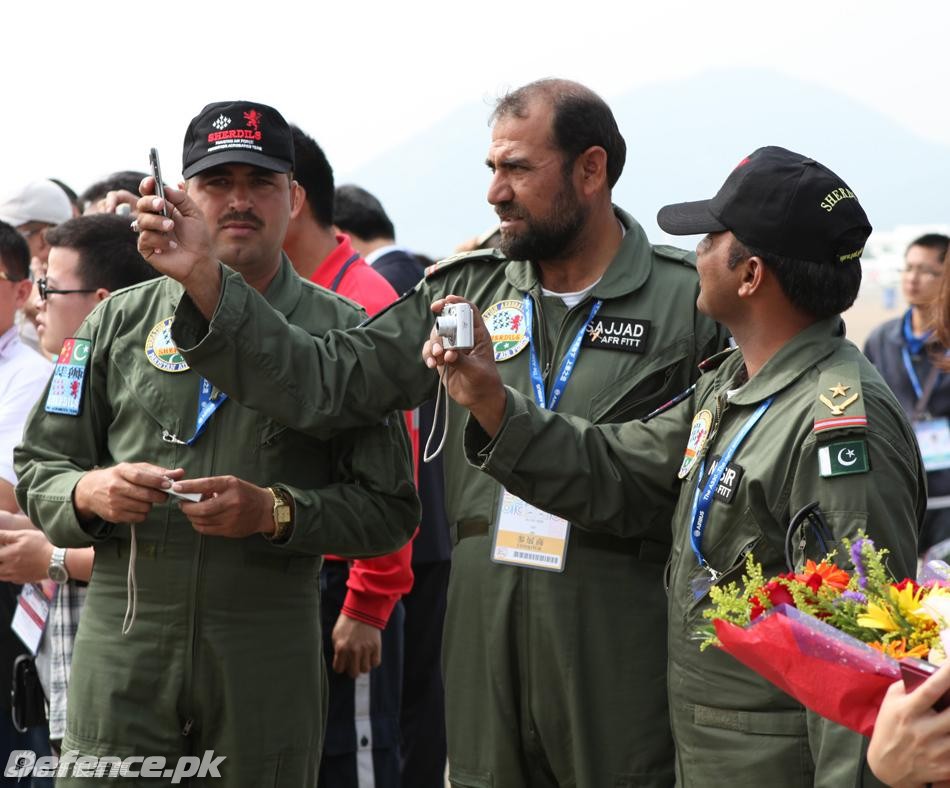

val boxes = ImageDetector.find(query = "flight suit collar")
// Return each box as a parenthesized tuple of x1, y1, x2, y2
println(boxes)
(502, 206, 653, 298)
(261, 253, 304, 317)
(723, 316, 846, 406)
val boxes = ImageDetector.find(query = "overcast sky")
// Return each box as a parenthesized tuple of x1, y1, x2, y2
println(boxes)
(4, 0, 947, 195)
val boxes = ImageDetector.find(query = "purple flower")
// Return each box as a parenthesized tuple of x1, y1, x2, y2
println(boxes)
(850, 538, 870, 589)
(840, 590, 868, 605)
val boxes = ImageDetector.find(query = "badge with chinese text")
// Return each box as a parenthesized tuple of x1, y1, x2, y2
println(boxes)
(483, 300, 529, 362)
(44, 338, 90, 416)
(145, 317, 189, 373)
(678, 409, 713, 479)
(492, 489, 570, 572)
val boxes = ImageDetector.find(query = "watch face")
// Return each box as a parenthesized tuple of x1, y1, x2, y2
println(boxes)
(275, 505, 292, 524)
(47, 564, 68, 584)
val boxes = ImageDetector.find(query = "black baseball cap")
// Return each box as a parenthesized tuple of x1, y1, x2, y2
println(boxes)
(182, 100, 294, 179)
(657, 146, 872, 264)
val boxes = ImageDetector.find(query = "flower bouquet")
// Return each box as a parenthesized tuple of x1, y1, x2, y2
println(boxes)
(699, 537, 950, 736)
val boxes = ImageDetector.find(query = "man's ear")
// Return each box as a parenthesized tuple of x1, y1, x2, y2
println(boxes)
(13, 278, 33, 309)
(94, 288, 110, 303)
(737, 255, 766, 299)
(575, 146, 608, 197)
(289, 180, 306, 220)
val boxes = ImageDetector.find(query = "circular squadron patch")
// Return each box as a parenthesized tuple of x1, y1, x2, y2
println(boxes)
(678, 409, 713, 479)
(482, 300, 529, 362)
(145, 317, 190, 373)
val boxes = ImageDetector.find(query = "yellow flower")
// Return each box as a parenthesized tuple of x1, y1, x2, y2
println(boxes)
(858, 583, 930, 632)
(858, 601, 898, 631)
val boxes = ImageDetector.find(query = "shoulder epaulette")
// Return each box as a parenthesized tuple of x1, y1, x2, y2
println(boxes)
(652, 244, 697, 268)
(424, 248, 506, 278)
(812, 362, 867, 435)
(698, 345, 738, 372)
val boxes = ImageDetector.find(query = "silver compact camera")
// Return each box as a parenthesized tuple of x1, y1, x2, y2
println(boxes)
(435, 303, 474, 350)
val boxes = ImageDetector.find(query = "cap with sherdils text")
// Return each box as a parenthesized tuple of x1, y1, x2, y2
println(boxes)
(657, 146, 871, 265)
(181, 100, 294, 179)
(0, 180, 73, 227)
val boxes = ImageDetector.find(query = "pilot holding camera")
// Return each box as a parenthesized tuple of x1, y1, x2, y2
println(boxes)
(135, 80, 725, 787)
(15, 100, 418, 786)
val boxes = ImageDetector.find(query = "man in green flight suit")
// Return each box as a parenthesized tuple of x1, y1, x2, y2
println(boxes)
(14, 100, 418, 786)
(425, 147, 925, 786)
(134, 79, 727, 787)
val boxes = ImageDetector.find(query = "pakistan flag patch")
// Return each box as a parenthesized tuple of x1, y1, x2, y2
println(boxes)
(818, 439, 869, 477)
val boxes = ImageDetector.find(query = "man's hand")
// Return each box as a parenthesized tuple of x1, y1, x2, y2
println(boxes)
(867, 662, 950, 788)
(0, 529, 53, 584)
(84, 189, 139, 217)
(133, 177, 222, 318)
(423, 295, 508, 437)
(0, 511, 34, 531)
(331, 613, 382, 679)
(74, 463, 185, 524)
(172, 476, 275, 538)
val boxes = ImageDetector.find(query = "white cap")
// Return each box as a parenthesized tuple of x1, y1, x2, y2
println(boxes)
(0, 180, 72, 227)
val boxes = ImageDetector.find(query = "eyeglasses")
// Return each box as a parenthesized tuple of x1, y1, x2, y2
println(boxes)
(37, 277, 96, 301)
(0, 271, 26, 284)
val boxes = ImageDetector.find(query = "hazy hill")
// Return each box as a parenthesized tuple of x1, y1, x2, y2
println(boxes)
(344, 69, 950, 257)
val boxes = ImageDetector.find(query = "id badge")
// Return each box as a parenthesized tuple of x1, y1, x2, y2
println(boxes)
(914, 417, 950, 472)
(11, 583, 52, 655)
(491, 489, 570, 572)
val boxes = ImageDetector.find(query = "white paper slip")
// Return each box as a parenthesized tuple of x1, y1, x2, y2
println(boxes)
(166, 487, 203, 503)
(12, 583, 51, 654)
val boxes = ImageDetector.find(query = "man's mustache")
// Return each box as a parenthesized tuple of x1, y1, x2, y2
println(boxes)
(218, 211, 263, 228)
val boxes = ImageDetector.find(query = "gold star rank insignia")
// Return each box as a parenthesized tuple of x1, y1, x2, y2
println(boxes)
(829, 383, 850, 398)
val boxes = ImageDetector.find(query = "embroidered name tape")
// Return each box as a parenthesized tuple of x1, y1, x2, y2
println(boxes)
(582, 316, 650, 353)
(701, 455, 744, 504)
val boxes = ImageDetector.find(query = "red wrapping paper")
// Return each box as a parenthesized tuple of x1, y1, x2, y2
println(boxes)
(713, 604, 901, 736)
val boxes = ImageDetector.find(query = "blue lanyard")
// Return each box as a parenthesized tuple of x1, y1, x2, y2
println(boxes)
(902, 310, 938, 400)
(688, 397, 774, 573)
(183, 378, 229, 446)
(523, 295, 602, 411)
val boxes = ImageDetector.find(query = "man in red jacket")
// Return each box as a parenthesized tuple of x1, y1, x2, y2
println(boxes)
(283, 124, 415, 788)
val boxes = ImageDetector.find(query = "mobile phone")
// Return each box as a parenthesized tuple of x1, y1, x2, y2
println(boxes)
(148, 147, 168, 218)
(899, 657, 950, 711)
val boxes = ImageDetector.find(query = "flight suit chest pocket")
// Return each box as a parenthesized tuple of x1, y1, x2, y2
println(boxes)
(589, 344, 690, 423)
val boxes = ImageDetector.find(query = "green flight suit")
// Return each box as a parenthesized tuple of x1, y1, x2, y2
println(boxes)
(14, 259, 418, 787)
(170, 209, 726, 787)
(465, 317, 925, 787)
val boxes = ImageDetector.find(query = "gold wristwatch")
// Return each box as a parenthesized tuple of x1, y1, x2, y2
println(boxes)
(265, 486, 294, 543)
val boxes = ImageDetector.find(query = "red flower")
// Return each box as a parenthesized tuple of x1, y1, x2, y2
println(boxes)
(761, 580, 795, 609)
(750, 596, 766, 620)
(894, 578, 919, 593)
(804, 573, 823, 594)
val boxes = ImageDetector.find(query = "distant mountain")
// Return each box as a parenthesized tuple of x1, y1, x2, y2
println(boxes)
(343, 69, 950, 257)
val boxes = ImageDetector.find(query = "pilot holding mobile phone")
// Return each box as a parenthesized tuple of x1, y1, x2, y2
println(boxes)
(14, 101, 418, 787)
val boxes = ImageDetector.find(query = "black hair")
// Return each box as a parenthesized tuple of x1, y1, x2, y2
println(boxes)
(80, 171, 150, 207)
(907, 233, 949, 262)
(728, 237, 862, 320)
(491, 78, 626, 189)
(333, 184, 395, 241)
(289, 125, 334, 227)
(49, 178, 81, 215)
(45, 214, 160, 292)
(0, 221, 31, 280)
